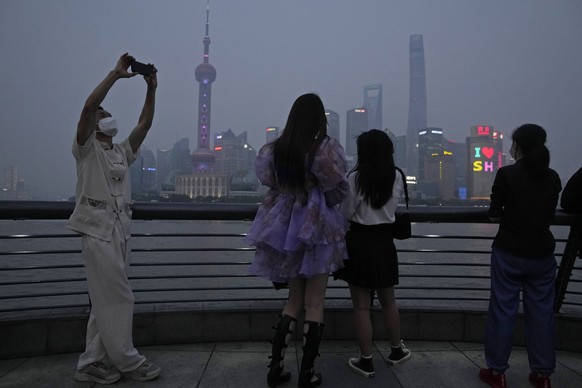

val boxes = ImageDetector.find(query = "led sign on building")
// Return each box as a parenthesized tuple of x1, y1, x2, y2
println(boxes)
(473, 146, 496, 172)
(468, 125, 504, 199)
(477, 126, 491, 136)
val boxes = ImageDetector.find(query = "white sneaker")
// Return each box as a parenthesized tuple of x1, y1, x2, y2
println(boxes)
(123, 360, 162, 381)
(73, 362, 121, 384)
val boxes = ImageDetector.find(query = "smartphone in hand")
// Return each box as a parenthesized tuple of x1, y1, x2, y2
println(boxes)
(131, 61, 155, 76)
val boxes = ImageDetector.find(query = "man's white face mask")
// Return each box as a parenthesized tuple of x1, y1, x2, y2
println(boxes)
(97, 117, 118, 137)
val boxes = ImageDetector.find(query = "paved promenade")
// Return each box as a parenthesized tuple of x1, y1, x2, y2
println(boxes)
(1, 340, 581, 387)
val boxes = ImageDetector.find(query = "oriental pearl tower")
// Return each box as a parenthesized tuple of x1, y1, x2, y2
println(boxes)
(191, 0, 217, 172)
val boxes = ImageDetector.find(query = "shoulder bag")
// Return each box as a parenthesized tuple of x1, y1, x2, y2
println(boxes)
(393, 167, 411, 240)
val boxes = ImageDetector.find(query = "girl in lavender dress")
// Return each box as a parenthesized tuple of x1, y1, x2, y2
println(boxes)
(244, 93, 349, 387)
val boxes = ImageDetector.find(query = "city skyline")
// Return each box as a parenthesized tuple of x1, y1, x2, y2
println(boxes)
(1, 1, 582, 199)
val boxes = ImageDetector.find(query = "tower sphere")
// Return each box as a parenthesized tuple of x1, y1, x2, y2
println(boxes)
(195, 63, 216, 83)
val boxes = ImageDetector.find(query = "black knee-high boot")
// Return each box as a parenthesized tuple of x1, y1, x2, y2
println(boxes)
(298, 321, 324, 388)
(267, 314, 297, 387)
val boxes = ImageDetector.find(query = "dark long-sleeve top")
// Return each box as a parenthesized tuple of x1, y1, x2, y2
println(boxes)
(489, 159, 562, 258)
(561, 167, 582, 215)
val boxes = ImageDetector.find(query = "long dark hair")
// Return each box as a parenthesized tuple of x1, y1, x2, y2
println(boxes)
(512, 123, 550, 177)
(273, 93, 328, 192)
(352, 129, 396, 208)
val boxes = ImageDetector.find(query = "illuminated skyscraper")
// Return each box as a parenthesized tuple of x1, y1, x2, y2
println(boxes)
(213, 129, 258, 192)
(346, 107, 368, 158)
(363, 84, 382, 130)
(130, 146, 156, 194)
(447, 139, 469, 199)
(163, 138, 191, 191)
(325, 110, 340, 141)
(406, 35, 428, 177)
(265, 127, 279, 144)
(176, 131, 227, 199)
(424, 151, 456, 200)
(141, 147, 157, 192)
(467, 125, 504, 200)
(1, 165, 27, 200)
(418, 127, 444, 181)
(156, 148, 171, 191)
(2, 165, 18, 192)
(191, 1, 217, 172)
(387, 130, 406, 169)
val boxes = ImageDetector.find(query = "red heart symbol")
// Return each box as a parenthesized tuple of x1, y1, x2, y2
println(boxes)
(482, 147, 494, 159)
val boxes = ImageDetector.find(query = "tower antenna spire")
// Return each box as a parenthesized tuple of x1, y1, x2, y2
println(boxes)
(203, 0, 210, 63)
(205, 0, 210, 36)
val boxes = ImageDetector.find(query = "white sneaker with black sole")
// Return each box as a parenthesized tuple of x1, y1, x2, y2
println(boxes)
(122, 360, 162, 382)
(73, 362, 121, 385)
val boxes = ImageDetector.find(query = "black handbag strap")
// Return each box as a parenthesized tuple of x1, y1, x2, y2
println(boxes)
(395, 166, 409, 210)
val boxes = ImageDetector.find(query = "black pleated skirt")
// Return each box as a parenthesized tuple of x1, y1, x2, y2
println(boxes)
(334, 221, 399, 288)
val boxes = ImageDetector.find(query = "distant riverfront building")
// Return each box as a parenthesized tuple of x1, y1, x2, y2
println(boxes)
(155, 148, 170, 191)
(1, 165, 26, 200)
(406, 34, 428, 178)
(387, 130, 407, 170)
(213, 129, 259, 192)
(160, 138, 191, 192)
(130, 146, 156, 194)
(467, 125, 504, 200)
(346, 107, 368, 157)
(424, 151, 456, 200)
(325, 110, 340, 142)
(265, 126, 279, 144)
(446, 139, 469, 200)
(416, 128, 456, 200)
(345, 107, 368, 170)
(363, 84, 382, 131)
(418, 128, 444, 183)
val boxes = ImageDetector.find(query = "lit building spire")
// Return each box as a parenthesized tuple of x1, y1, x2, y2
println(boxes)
(203, 0, 210, 63)
(192, 0, 217, 172)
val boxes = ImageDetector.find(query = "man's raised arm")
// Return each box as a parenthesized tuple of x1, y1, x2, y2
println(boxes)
(76, 53, 137, 146)
(129, 67, 157, 153)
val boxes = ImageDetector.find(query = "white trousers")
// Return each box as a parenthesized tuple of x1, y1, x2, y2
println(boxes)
(77, 220, 145, 372)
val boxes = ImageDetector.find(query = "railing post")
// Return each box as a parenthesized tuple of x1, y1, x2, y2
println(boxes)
(555, 224, 581, 312)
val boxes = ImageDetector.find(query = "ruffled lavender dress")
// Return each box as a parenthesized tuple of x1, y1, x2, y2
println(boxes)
(245, 137, 350, 284)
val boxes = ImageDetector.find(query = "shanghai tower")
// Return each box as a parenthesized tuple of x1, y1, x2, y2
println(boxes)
(191, 0, 217, 172)
(405, 34, 428, 177)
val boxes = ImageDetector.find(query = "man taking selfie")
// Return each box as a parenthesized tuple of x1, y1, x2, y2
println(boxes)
(69, 52, 161, 384)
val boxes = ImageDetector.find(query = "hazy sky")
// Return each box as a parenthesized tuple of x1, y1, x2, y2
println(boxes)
(1, 0, 582, 199)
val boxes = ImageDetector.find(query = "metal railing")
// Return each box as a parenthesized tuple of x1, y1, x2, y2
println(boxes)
(0, 201, 580, 317)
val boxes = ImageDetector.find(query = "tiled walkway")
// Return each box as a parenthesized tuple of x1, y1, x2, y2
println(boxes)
(1, 340, 581, 387)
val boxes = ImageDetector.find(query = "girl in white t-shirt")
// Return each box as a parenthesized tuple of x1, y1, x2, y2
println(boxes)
(334, 129, 411, 378)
